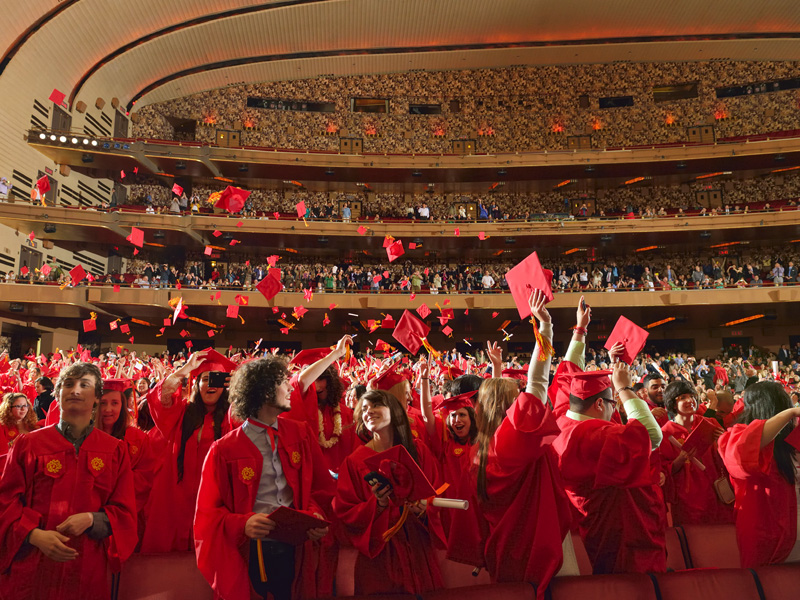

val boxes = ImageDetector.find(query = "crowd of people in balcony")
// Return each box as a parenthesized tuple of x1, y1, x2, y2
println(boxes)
(131, 61, 800, 154)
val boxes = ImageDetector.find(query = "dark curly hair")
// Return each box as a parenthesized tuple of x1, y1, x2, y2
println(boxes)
(664, 380, 698, 415)
(317, 365, 345, 408)
(229, 356, 289, 421)
(55, 362, 103, 401)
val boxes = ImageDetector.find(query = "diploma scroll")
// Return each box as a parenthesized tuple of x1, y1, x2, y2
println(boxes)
(420, 497, 469, 510)
(668, 435, 706, 471)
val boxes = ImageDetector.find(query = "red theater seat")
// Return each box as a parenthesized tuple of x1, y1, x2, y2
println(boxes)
(436, 550, 492, 588)
(753, 564, 800, 600)
(680, 524, 740, 569)
(665, 527, 688, 571)
(547, 573, 656, 600)
(117, 552, 212, 600)
(423, 582, 535, 600)
(652, 568, 761, 600)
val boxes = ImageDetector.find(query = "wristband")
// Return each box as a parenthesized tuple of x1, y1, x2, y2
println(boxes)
(616, 386, 635, 395)
(574, 326, 588, 336)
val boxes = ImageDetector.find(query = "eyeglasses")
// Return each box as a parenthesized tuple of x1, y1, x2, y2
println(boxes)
(603, 398, 618, 410)
(11, 404, 28, 409)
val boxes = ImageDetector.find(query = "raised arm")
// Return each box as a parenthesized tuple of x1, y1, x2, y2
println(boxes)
(564, 295, 591, 368)
(297, 335, 352, 394)
(612, 362, 663, 450)
(487, 341, 503, 379)
(760, 406, 800, 448)
(525, 289, 554, 403)
(417, 357, 436, 441)
(160, 349, 211, 407)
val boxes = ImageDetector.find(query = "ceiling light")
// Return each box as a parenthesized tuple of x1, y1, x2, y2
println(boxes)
(71, 137, 78, 144)
(39, 133, 46, 140)
(59, 136, 67, 143)
(91, 140, 98, 146)
(49, 135, 57, 141)
(83, 139, 89, 145)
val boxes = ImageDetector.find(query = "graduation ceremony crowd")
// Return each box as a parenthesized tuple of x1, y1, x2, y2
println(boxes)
(1, 283, 799, 600)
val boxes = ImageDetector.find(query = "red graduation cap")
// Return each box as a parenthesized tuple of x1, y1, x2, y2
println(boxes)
(20, 266, 29, 276)
(408, 242, 417, 250)
(681, 418, 722, 456)
(296, 201, 306, 218)
(69, 264, 86, 285)
(254, 272, 282, 301)
(290, 347, 332, 367)
(502, 368, 528, 382)
(383, 236, 394, 248)
(214, 186, 251, 213)
(119, 324, 130, 334)
(440, 364, 463, 379)
(36, 175, 51, 195)
(127, 227, 144, 247)
(432, 390, 478, 416)
(102, 379, 132, 394)
(49, 88, 66, 105)
(478, 231, 486, 240)
(604, 316, 649, 365)
(212, 230, 222, 237)
(416, 304, 431, 319)
(226, 304, 239, 319)
(265, 506, 330, 546)
(505, 251, 554, 319)
(204, 246, 212, 256)
(172, 183, 183, 196)
(392, 310, 430, 355)
(41, 264, 51, 276)
(189, 349, 237, 378)
(363, 445, 437, 502)
(374, 339, 396, 353)
(109, 321, 118, 330)
(387, 240, 405, 262)
(569, 370, 612, 400)
(371, 361, 408, 391)
(28, 231, 35, 242)
(82, 319, 97, 332)
(357, 226, 367, 235)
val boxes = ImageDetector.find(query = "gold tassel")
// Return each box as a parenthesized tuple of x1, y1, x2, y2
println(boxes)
(256, 539, 268, 582)
(421, 338, 441, 360)
(382, 504, 410, 542)
(532, 317, 555, 362)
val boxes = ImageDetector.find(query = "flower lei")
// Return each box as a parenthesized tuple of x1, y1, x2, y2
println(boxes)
(318, 404, 342, 448)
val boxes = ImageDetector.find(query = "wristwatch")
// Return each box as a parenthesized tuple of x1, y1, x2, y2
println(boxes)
(615, 386, 635, 395)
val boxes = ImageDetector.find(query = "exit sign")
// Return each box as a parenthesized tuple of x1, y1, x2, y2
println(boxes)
(730, 330, 743, 336)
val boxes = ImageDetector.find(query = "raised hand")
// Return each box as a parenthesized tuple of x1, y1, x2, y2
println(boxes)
(529, 289, 551, 323)
(576, 295, 591, 329)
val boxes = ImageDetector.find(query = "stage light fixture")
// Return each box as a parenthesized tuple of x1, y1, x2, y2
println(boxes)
(71, 137, 78, 144)
(43, 224, 57, 233)
(81, 154, 94, 163)
(49, 135, 57, 141)
(239, 164, 248, 172)
(59, 136, 67, 143)
(91, 140, 98, 146)
(175, 161, 186, 170)
(39, 133, 46, 140)
(83, 139, 89, 145)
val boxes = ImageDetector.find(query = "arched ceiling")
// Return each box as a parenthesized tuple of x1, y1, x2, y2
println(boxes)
(4, 0, 800, 115)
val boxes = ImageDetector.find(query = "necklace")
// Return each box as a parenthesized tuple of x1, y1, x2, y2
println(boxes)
(318, 404, 342, 448)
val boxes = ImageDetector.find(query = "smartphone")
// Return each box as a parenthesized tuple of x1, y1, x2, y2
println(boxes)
(363, 471, 392, 492)
(581, 298, 589, 311)
(208, 371, 228, 388)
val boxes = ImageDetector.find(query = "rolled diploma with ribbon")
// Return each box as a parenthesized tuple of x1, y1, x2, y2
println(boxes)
(420, 497, 469, 510)
(668, 435, 706, 471)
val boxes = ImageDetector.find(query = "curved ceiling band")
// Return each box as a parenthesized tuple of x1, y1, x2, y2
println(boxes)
(126, 32, 800, 112)
(0, 0, 82, 76)
(68, 0, 330, 108)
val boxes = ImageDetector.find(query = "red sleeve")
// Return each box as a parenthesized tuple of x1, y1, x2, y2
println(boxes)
(0, 435, 44, 572)
(304, 421, 336, 518)
(194, 442, 253, 600)
(147, 380, 186, 440)
(125, 428, 156, 514)
(719, 421, 773, 480)
(45, 399, 60, 426)
(445, 458, 488, 568)
(548, 361, 583, 419)
(332, 453, 394, 559)
(493, 392, 561, 470)
(105, 442, 139, 571)
(282, 373, 318, 434)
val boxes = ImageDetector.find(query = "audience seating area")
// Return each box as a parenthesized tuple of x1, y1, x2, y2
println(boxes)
(115, 524, 800, 600)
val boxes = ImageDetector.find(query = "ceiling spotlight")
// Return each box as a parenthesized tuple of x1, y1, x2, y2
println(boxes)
(39, 133, 46, 140)
(676, 162, 687, 169)
(497, 169, 507, 176)
(59, 136, 67, 143)
(49, 135, 57, 141)
(585, 165, 595, 173)
(91, 140, 98, 146)
(775, 154, 786, 161)
(83, 139, 89, 145)
(71, 137, 78, 144)
(412, 170, 422, 177)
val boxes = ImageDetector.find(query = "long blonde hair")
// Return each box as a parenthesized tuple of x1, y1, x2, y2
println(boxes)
(475, 378, 519, 501)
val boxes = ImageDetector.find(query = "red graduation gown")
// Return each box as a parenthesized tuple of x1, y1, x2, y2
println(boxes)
(554, 415, 667, 574)
(719, 420, 798, 567)
(140, 384, 231, 552)
(194, 420, 335, 600)
(658, 418, 735, 526)
(333, 441, 445, 595)
(447, 393, 570, 597)
(0, 426, 137, 600)
(0, 423, 22, 475)
(428, 417, 473, 539)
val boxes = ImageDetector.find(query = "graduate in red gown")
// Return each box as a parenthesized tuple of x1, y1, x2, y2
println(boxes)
(194, 355, 335, 600)
(140, 348, 236, 552)
(550, 300, 666, 575)
(98, 379, 156, 541)
(0, 362, 137, 600)
(718, 381, 800, 567)
(0, 392, 39, 474)
(368, 361, 430, 444)
(333, 389, 445, 595)
(284, 337, 357, 474)
(657, 380, 735, 525)
(447, 290, 571, 598)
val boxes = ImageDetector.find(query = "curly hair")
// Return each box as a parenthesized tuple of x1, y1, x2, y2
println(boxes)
(229, 356, 288, 421)
(0, 393, 39, 431)
(317, 365, 345, 409)
(55, 362, 103, 400)
(664, 380, 698, 414)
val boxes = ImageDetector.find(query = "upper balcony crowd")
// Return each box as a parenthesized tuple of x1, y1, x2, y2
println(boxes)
(132, 60, 800, 154)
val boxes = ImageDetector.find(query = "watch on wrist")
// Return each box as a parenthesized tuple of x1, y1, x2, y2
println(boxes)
(616, 386, 635, 395)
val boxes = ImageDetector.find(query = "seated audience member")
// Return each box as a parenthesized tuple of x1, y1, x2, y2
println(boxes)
(658, 380, 735, 525)
(194, 356, 335, 600)
(333, 389, 444, 595)
(140, 349, 236, 552)
(0, 392, 39, 472)
(0, 363, 137, 600)
(719, 381, 800, 567)
(550, 300, 666, 574)
(448, 290, 571, 597)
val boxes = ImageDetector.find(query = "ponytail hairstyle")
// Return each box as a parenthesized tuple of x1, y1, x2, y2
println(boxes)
(740, 381, 797, 485)
(176, 375, 229, 482)
(354, 389, 419, 465)
(475, 378, 520, 501)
